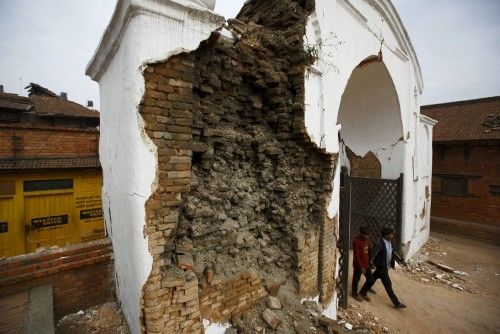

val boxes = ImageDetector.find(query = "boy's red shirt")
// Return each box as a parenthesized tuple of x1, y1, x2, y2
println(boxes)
(353, 235, 370, 269)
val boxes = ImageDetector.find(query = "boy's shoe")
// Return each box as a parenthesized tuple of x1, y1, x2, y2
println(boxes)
(395, 303, 407, 309)
(351, 294, 363, 302)
(368, 289, 377, 294)
(360, 294, 371, 302)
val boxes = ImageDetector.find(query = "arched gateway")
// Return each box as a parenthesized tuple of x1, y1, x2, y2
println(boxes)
(304, 0, 436, 307)
(87, 0, 435, 332)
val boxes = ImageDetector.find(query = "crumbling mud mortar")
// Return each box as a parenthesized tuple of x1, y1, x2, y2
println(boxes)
(138, 0, 337, 332)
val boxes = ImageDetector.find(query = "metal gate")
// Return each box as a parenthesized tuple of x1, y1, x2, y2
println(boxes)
(337, 173, 403, 307)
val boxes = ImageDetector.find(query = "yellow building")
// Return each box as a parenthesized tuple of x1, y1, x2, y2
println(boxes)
(0, 84, 104, 257)
(0, 170, 104, 256)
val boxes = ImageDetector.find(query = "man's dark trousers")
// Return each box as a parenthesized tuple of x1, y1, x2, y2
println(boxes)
(360, 267, 399, 306)
(352, 267, 373, 296)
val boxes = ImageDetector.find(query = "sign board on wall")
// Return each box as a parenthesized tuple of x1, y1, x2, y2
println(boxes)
(80, 208, 103, 220)
(31, 215, 69, 230)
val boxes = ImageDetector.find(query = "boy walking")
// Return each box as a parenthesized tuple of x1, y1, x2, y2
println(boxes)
(359, 227, 406, 309)
(352, 226, 373, 302)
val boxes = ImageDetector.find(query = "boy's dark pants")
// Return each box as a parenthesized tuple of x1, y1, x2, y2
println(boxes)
(352, 267, 373, 296)
(360, 267, 400, 306)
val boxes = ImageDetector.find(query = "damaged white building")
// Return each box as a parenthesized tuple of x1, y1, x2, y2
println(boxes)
(86, 0, 435, 332)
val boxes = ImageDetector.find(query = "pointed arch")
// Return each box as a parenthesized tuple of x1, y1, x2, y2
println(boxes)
(338, 59, 404, 178)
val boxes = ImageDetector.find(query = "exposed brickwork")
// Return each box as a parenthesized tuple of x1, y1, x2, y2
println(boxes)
(137, 0, 337, 332)
(431, 143, 500, 242)
(318, 215, 338, 303)
(295, 230, 320, 296)
(0, 124, 98, 160)
(139, 53, 200, 333)
(345, 146, 381, 178)
(0, 291, 28, 334)
(199, 272, 267, 322)
(0, 239, 115, 321)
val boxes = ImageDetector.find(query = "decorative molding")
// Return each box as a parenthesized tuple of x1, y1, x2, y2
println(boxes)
(337, 0, 368, 27)
(419, 114, 438, 126)
(186, 0, 216, 10)
(86, 0, 224, 81)
(305, 11, 325, 74)
(394, 47, 409, 62)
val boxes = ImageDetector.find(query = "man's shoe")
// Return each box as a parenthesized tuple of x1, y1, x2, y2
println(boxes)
(351, 293, 363, 302)
(368, 289, 377, 294)
(360, 294, 371, 302)
(395, 303, 407, 309)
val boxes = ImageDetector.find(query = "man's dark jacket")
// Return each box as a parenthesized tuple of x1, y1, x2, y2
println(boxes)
(370, 238, 401, 270)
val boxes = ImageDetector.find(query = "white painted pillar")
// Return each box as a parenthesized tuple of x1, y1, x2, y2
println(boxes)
(86, 1, 224, 332)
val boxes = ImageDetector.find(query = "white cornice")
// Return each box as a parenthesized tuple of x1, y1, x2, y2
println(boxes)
(394, 47, 409, 62)
(85, 0, 224, 81)
(337, 0, 368, 27)
(419, 114, 437, 126)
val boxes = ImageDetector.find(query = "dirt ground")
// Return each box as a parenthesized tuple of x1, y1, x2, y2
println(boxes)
(56, 232, 498, 334)
(347, 232, 500, 334)
(56, 302, 130, 334)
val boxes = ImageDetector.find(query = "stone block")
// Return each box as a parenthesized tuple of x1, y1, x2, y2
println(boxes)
(177, 254, 194, 270)
(262, 308, 281, 329)
(267, 296, 282, 310)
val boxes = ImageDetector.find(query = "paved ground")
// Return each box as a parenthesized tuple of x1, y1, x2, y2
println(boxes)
(348, 232, 500, 334)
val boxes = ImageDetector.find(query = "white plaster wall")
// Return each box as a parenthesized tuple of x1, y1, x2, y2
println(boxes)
(405, 116, 436, 258)
(305, 0, 430, 262)
(87, 1, 224, 332)
(304, 68, 325, 147)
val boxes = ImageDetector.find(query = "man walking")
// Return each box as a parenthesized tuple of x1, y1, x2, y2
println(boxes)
(351, 226, 374, 302)
(359, 227, 406, 309)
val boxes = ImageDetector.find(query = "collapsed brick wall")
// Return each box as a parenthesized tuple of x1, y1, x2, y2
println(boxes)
(138, 0, 337, 333)
(0, 239, 115, 321)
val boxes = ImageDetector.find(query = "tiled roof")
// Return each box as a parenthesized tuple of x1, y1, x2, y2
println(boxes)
(0, 84, 99, 119)
(0, 92, 33, 112)
(29, 95, 99, 119)
(421, 96, 500, 142)
(0, 157, 101, 171)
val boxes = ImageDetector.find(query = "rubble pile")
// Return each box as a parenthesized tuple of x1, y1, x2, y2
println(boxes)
(56, 302, 130, 334)
(221, 282, 348, 334)
(225, 291, 321, 334)
(336, 304, 391, 334)
(219, 282, 390, 334)
(401, 238, 470, 292)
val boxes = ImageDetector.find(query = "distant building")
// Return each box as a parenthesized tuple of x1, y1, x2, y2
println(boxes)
(422, 96, 500, 243)
(0, 83, 104, 257)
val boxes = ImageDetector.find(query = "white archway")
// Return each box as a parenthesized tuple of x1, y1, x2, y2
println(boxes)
(338, 59, 404, 179)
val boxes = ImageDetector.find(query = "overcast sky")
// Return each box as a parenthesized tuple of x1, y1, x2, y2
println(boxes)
(0, 0, 498, 109)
